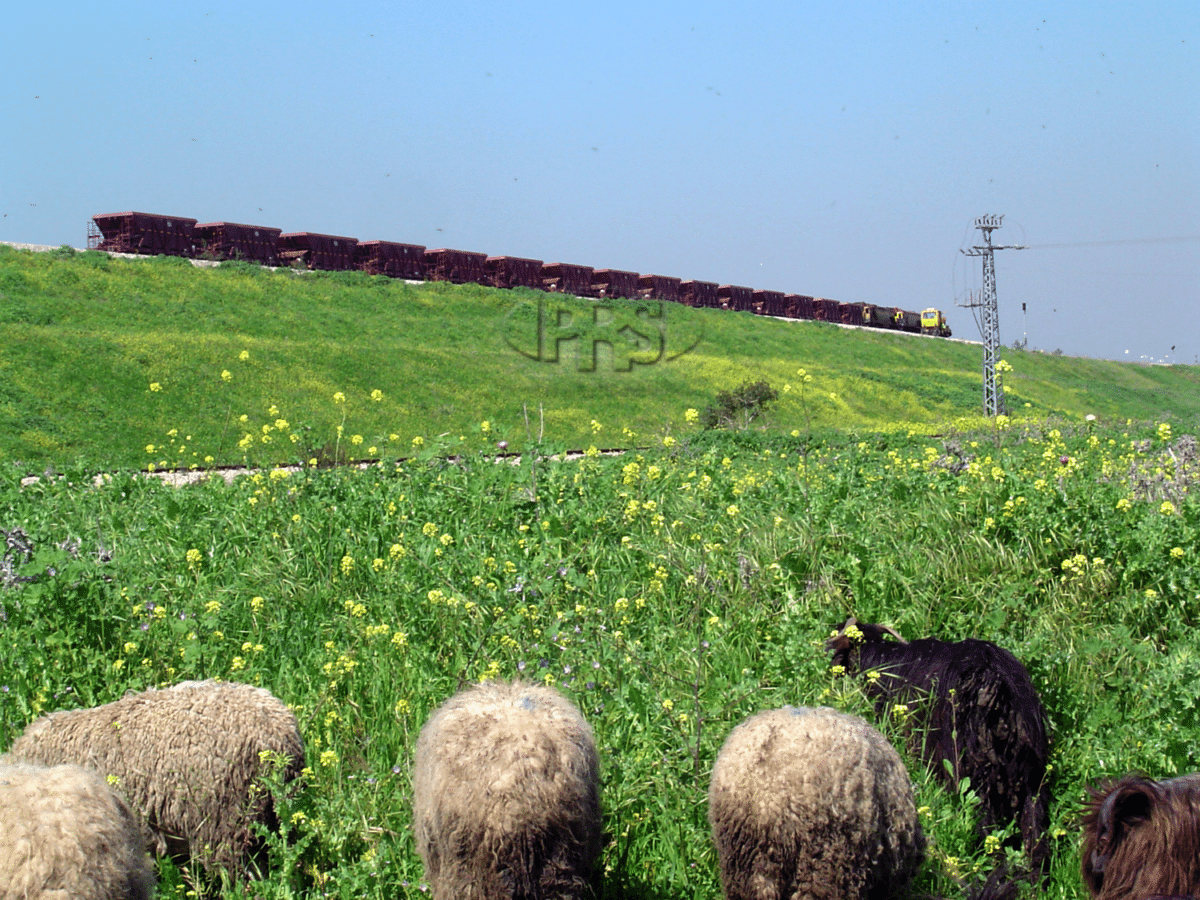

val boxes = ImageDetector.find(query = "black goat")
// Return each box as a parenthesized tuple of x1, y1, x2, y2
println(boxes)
(827, 618, 1051, 877)
(1081, 774, 1200, 900)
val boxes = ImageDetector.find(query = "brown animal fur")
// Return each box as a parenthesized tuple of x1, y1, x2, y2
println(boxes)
(0, 762, 156, 900)
(412, 680, 602, 900)
(7, 679, 304, 878)
(708, 706, 924, 900)
(828, 618, 1051, 880)
(1081, 774, 1200, 900)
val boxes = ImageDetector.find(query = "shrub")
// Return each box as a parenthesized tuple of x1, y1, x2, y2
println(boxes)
(701, 380, 779, 430)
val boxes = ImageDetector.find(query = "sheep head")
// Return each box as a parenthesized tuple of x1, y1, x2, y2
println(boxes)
(1081, 774, 1200, 900)
(827, 617, 908, 670)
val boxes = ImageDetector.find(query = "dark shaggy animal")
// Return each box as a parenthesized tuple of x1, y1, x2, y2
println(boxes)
(827, 618, 1051, 877)
(1081, 774, 1200, 900)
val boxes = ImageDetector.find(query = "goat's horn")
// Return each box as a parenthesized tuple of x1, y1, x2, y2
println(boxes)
(880, 624, 908, 645)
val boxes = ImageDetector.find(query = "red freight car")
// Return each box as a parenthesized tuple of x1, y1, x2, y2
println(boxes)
(842, 302, 867, 325)
(811, 298, 842, 322)
(194, 221, 282, 266)
(679, 280, 719, 308)
(785, 294, 815, 320)
(541, 263, 597, 297)
(486, 256, 544, 290)
(357, 241, 427, 278)
(753, 289, 787, 316)
(278, 232, 358, 271)
(638, 274, 681, 303)
(424, 248, 488, 284)
(91, 212, 198, 256)
(591, 269, 640, 299)
(718, 284, 754, 312)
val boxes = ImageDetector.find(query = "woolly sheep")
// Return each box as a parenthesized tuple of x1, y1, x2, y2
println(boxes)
(1081, 773, 1200, 900)
(6, 679, 304, 878)
(708, 705, 924, 900)
(412, 679, 602, 900)
(0, 761, 156, 900)
(827, 617, 1051, 878)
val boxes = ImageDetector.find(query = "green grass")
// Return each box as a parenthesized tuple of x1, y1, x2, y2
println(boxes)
(2, 421, 1198, 898)
(2, 243, 1198, 471)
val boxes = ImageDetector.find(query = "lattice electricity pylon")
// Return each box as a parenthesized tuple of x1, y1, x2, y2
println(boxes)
(961, 215, 1025, 417)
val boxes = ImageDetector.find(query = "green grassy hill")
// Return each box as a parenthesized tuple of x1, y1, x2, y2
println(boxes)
(3, 243, 1198, 470)
(4, 242, 1200, 899)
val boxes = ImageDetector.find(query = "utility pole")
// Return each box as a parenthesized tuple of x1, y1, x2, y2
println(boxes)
(960, 215, 1026, 416)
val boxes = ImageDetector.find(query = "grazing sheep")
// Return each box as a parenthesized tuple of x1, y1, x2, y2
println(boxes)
(6, 679, 304, 878)
(412, 679, 602, 900)
(708, 705, 924, 900)
(0, 761, 156, 900)
(1081, 774, 1200, 900)
(827, 618, 1051, 877)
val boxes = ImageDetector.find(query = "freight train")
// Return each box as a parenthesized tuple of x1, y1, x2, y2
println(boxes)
(86, 210, 952, 337)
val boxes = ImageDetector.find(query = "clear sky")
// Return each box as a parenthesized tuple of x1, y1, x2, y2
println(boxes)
(2, 1, 1196, 363)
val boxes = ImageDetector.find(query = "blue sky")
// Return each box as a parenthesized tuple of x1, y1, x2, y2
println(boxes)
(2, 1, 1195, 363)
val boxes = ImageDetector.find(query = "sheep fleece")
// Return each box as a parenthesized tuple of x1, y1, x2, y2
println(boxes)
(0, 762, 155, 900)
(7, 679, 304, 874)
(708, 706, 924, 900)
(412, 680, 602, 900)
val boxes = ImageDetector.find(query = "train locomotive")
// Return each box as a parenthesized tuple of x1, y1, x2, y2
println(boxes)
(86, 210, 952, 338)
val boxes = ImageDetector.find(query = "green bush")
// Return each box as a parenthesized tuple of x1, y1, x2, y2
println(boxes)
(701, 379, 779, 430)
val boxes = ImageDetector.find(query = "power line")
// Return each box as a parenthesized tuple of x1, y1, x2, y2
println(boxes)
(1024, 235, 1200, 249)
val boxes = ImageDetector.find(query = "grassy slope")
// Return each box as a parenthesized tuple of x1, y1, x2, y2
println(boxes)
(3, 243, 1198, 470)
(4, 242, 1200, 899)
